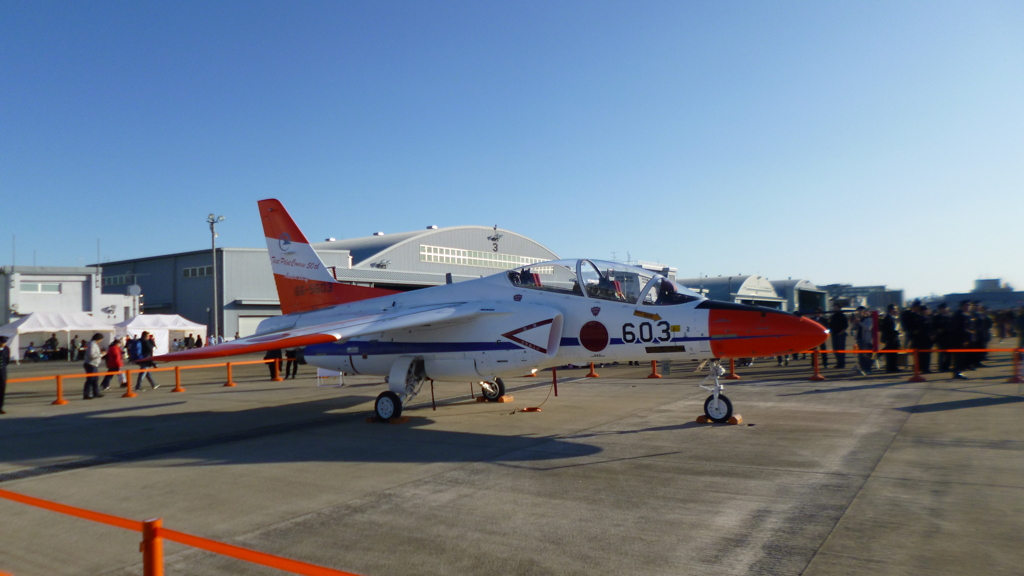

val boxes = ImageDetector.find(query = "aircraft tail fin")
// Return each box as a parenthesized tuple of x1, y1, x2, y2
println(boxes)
(258, 199, 399, 314)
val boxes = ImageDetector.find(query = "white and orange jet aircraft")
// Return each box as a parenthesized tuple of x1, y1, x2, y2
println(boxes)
(155, 199, 828, 423)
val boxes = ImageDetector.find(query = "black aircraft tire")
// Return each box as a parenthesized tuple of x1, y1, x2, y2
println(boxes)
(703, 394, 733, 423)
(482, 378, 506, 400)
(375, 391, 403, 420)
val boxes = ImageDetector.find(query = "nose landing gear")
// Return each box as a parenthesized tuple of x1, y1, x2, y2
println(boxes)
(700, 361, 733, 423)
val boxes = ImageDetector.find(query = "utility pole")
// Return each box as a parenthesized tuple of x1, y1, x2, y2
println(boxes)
(207, 214, 225, 342)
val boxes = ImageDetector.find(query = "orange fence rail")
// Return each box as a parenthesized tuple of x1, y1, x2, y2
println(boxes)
(7, 358, 281, 405)
(779, 348, 1022, 383)
(7, 348, 1023, 406)
(0, 488, 362, 576)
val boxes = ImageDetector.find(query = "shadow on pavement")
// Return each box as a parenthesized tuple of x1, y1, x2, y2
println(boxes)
(896, 395, 1024, 413)
(0, 395, 604, 483)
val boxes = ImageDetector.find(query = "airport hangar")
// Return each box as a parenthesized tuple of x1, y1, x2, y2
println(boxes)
(98, 226, 563, 338)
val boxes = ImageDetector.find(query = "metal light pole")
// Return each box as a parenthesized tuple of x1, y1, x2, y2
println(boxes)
(207, 214, 225, 343)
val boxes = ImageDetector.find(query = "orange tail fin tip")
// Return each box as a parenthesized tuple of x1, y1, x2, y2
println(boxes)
(258, 199, 399, 314)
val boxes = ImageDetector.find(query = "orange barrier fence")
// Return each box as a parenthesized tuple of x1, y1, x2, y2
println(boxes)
(7, 358, 280, 405)
(7, 348, 1022, 406)
(0, 488, 361, 576)
(770, 348, 1023, 383)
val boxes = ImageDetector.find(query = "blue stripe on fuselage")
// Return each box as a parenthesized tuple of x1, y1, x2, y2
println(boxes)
(305, 334, 778, 357)
(306, 341, 520, 356)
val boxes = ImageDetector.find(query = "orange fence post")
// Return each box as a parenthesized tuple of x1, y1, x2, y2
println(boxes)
(171, 366, 185, 393)
(272, 359, 284, 382)
(586, 362, 599, 378)
(1009, 349, 1023, 384)
(52, 374, 69, 405)
(647, 360, 662, 379)
(224, 362, 237, 387)
(809, 350, 825, 381)
(723, 357, 740, 380)
(142, 518, 164, 576)
(552, 367, 558, 396)
(908, 350, 926, 383)
(123, 369, 137, 398)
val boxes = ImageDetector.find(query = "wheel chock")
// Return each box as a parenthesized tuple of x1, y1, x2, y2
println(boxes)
(475, 395, 514, 403)
(695, 414, 744, 425)
(365, 416, 411, 424)
(521, 407, 542, 412)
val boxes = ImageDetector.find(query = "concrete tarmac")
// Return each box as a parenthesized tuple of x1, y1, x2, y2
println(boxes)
(1, 350, 1022, 575)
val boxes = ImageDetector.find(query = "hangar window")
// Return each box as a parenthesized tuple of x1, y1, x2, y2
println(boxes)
(183, 266, 214, 278)
(103, 275, 128, 286)
(419, 244, 546, 270)
(21, 282, 61, 294)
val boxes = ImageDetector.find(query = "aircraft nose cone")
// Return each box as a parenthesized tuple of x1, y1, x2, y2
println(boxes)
(789, 315, 830, 352)
(704, 301, 830, 358)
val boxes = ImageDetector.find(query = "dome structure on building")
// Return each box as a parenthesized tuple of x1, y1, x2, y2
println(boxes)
(676, 275, 785, 309)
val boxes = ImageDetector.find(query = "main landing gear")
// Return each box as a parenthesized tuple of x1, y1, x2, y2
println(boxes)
(700, 361, 733, 423)
(374, 391, 403, 420)
(480, 378, 506, 401)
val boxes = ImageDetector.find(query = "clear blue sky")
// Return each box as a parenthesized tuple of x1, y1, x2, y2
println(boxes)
(3, 1, 1022, 299)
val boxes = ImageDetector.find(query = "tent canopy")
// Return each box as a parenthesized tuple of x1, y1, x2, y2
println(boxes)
(0, 312, 116, 361)
(114, 314, 207, 357)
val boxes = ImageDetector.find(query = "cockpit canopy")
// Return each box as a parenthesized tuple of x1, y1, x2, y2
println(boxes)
(507, 259, 701, 306)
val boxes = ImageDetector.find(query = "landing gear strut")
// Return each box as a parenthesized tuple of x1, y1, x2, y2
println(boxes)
(480, 377, 506, 401)
(700, 361, 733, 423)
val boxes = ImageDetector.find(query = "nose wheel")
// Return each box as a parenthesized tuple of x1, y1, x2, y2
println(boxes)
(703, 394, 733, 423)
(375, 391, 403, 420)
(700, 361, 734, 423)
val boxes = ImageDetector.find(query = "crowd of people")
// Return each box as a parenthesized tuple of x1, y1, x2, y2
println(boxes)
(80, 331, 163, 399)
(801, 301, 1024, 379)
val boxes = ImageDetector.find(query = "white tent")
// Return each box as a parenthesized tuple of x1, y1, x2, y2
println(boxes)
(114, 315, 207, 357)
(0, 312, 117, 362)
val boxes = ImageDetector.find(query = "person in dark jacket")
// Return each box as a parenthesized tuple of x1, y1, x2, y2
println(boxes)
(0, 336, 9, 414)
(284, 348, 299, 379)
(949, 301, 973, 379)
(880, 304, 902, 373)
(265, 348, 283, 379)
(811, 308, 829, 368)
(933, 303, 952, 373)
(976, 304, 992, 366)
(829, 302, 850, 369)
(912, 305, 935, 373)
(133, 331, 160, 390)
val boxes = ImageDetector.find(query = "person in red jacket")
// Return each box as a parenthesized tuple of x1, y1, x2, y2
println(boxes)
(100, 338, 126, 390)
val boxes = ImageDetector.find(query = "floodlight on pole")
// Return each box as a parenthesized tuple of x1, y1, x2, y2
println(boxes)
(207, 214, 225, 342)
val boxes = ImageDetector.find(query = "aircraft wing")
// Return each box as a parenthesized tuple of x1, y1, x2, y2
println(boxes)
(152, 303, 499, 362)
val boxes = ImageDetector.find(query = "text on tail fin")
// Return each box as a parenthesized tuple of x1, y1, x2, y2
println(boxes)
(258, 199, 399, 314)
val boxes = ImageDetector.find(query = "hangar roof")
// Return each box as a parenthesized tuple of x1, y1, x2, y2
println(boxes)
(769, 279, 823, 293)
(676, 275, 784, 303)
(312, 226, 557, 267)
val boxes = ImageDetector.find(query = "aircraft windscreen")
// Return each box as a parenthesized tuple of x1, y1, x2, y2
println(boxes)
(579, 260, 654, 305)
(507, 262, 582, 296)
(640, 277, 702, 306)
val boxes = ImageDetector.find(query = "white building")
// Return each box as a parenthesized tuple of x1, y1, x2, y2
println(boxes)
(1, 266, 135, 326)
